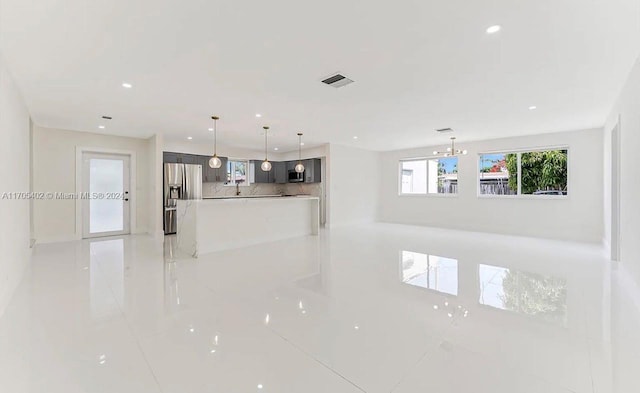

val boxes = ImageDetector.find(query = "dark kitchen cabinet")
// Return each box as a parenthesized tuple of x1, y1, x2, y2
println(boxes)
(303, 159, 322, 183)
(252, 160, 272, 183)
(286, 161, 296, 172)
(273, 162, 287, 184)
(178, 154, 197, 165)
(252, 160, 286, 183)
(201, 156, 215, 182)
(281, 158, 322, 183)
(163, 152, 227, 183)
(163, 152, 179, 163)
(204, 155, 227, 183)
(216, 157, 228, 183)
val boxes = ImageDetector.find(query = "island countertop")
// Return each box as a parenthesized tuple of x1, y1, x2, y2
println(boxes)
(176, 196, 319, 257)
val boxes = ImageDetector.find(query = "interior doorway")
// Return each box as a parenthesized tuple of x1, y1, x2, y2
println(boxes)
(81, 152, 131, 238)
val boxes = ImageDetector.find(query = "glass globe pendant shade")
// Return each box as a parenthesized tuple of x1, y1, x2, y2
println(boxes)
(295, 162, 305, 173)
(209, 155, 222, 169)
(261, 160, 272, 172)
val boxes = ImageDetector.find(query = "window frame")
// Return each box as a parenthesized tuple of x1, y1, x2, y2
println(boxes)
(476, 146, 569, 200)
(398, 156, 459, 197)
(224, 158, 251, 187)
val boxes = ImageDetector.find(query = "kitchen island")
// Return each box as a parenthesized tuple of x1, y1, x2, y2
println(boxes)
(176, 196, 320, 257)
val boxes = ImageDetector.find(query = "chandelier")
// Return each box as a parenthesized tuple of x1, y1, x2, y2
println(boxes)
(433, 137, 468, 157)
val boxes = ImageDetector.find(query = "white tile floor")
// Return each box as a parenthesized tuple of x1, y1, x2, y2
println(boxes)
(1, 223, 639, 393)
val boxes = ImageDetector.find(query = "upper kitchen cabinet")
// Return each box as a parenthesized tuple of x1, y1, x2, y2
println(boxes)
(163, 152, 227, 183)
(181, 154, 199, 165)
(251, 160, 286, 183)
(163, 152, 179, 163)
(201, 156, 215, 182)
(216, 157, 228, 183)
(204, 155, 228, 183)
(286, 160, 296, 172)
(304, 158, 322, 183)
(273, 161, 287, 184)
(252, 160, 272, 183)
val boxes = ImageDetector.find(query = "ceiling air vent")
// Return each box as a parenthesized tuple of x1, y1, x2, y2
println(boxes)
(321, 73, 354, 88)
(436, 128, 454, 133)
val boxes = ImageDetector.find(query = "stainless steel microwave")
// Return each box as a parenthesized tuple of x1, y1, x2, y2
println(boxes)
(288, 170, 305, 182)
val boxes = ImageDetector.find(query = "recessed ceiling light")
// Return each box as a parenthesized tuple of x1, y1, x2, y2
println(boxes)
(274, 147, 279, 151)
(529, 106, 537, 110)
(353, 136, 358, 140)
(255, 114, 262, 118)
(187, 137, 193, 140)
(300, 142, 305, 146)
(257, 384, 263, 389)
(208, 128, 214, 131)
(98, 125, 105, 129)
(486, 25, 501, 34)
(122, 82, 133, 88)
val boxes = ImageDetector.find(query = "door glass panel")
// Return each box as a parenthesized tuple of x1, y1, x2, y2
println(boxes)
(90, 158, 124, 233)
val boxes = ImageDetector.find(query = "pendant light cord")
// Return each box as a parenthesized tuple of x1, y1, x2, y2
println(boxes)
(212, 116, 219, 156)
(263, 126, 269, 161)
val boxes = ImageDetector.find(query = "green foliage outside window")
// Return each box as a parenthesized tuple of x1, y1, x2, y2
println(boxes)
(505, 150, 567, 194)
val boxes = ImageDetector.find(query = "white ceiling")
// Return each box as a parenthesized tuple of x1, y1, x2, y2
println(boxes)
(1, 0, 639, 152)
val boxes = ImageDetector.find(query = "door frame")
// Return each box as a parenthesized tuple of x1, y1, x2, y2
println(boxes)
(75, 147, 137, 240)
(610, 117, 621, 261)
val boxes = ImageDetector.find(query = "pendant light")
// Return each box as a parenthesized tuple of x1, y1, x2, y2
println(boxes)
(209, 116, 222, 168)
(294, 133, 305, 173)
(433, 137, 468, 157)
(261, 126, 272, 171)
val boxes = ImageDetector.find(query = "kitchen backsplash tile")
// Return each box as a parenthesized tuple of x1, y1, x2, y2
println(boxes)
(202, 182, 323, 198)
(202, 182, 283, 197)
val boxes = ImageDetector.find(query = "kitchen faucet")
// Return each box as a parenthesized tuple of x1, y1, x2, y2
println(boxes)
(236, 182, 241, 196)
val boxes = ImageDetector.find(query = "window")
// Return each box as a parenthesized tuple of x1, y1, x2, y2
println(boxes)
(400, 160, 426, 194)
(399, 157, 458, 195)
(479, 149, 567, 196)
(225, 160, 249, 186)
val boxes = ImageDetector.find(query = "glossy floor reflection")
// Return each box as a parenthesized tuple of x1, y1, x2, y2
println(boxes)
(1, 223, 639, 393)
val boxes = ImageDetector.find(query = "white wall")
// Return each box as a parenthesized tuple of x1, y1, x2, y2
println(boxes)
(32, 126, 155, 242)
(379, 129, 604, 243)
(328, 144, 380, 227)
(0, 55, 31, 315)
(164, 139, 269, 161)
(147, 133, 164, 238)
(604, 56, 640, 284)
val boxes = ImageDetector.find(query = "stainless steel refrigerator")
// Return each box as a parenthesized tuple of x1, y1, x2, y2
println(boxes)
(164, 163, 202, 234)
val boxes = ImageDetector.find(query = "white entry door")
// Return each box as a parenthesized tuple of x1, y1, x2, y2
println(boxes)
(82, 153, 131, 238)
